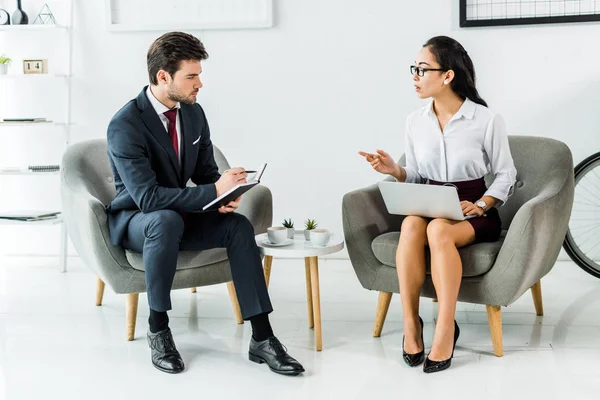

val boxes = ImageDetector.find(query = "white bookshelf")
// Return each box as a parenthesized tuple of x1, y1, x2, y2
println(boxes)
(0, 216, 63, 225)
(0, 121, 68, 127)
(0, 73, 70, 80)
(0, 24, 68, 31)
(0, 170, 60, 176)
(0, 2, 74, 273)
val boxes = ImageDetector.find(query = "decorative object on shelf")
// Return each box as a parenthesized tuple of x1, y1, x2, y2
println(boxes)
(33, 3, 56, 25)
(0, 8, 10, 25)
(23, 59, 47, 74)
(460, 0, 600, 27)
(282, 218, 295, 239)
(304, 218, 318, 241)
(28, 164, 60, 172)
(0, 54, 11, 75)
(12, 0, 28, 25)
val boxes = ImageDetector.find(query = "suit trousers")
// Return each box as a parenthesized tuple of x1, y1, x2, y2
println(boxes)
(122, 210, 273, 318)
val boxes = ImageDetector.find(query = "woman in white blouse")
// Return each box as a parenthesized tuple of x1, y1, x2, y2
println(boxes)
(359, 36, 517, 373)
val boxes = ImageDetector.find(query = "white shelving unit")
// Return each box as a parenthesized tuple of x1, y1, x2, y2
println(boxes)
(0, 2, 74, 272)
(0, 24, 68, 31)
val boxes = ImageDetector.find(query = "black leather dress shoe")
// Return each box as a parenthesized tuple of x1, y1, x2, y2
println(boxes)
(402, 316, 425, 367)
(423, 320, 460, 374)
(147, 328, 185, 374)
(249, 336, 305, 376)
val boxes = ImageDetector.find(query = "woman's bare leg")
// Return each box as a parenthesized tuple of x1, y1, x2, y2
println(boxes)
(396, 216, 429, 354)
(426, 218, 475, 361)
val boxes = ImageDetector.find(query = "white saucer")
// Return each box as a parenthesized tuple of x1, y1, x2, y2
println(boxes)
(304, 241, 329, 248)
(262, 238, 294, 247)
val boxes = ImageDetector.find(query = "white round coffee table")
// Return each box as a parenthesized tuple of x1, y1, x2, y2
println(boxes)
(255, 230, 344, 351)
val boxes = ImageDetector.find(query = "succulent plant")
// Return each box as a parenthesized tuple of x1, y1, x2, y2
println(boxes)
(304, 218, 318, 230)
(0, 55, 11, 65)
(282, 218, 294, 228)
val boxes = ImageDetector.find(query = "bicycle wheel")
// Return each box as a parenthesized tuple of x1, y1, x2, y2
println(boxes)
(563, 151, 600, 278)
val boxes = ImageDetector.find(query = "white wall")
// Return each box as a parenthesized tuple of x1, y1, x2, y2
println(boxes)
(1, 0, 598, 258)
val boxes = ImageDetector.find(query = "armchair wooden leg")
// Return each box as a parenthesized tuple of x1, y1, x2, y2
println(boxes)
(486, 305, 503, 357)
(126, 293, 139, 341)
(190, 287, 197, 293)
(227, 281, 244, 324)
(531, 280, 543, 316)
(95, 277, 105, 306)
(263, 255, 273, 288)
(373, 291, 392, 337)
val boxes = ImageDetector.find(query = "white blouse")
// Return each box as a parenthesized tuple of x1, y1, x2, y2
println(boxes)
(403, 98, 517, 206)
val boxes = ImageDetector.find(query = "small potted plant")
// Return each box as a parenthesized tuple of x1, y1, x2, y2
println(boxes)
(304, 218, 318, 241)
(282, 218, 295, 239)
(0, 55, 11, 75)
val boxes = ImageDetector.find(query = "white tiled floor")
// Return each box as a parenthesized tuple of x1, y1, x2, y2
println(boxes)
(1, 256, 600, 400)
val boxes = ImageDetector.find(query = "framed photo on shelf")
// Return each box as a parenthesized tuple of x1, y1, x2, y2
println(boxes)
(460, 0, 600, 27)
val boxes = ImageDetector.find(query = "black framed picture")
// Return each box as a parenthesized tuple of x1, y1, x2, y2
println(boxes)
(460, 0, 600, 27)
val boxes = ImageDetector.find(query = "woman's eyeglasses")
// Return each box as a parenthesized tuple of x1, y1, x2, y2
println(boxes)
(410, 65, 446, 77)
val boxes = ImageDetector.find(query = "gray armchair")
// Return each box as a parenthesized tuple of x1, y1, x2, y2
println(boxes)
(342, 136, 574, 356)
(61, 139, 272, 340)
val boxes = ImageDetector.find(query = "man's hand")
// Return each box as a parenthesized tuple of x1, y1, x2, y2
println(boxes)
(218, 196, 242, 214)
(215, 168, 247, 197)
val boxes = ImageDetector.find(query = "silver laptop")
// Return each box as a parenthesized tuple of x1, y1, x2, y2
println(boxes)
(378, 181, 475, 221)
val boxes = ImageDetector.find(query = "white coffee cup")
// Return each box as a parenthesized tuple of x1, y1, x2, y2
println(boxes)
(267, 227, 287, 244)
(310, 229, 331, 246)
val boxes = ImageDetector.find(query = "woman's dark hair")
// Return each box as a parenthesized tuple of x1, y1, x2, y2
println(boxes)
(147, 32, 208, 85)
(424, 36, 487, 107)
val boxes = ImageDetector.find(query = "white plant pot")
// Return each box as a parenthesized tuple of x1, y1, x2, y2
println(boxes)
(0, 64, 8, 75)
(286, 228, 294, 239)
(304, 230, 311, 241)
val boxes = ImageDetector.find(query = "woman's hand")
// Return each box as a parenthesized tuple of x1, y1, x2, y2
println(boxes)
(461, 201, 486, 217)
(358, 149, 399, 176)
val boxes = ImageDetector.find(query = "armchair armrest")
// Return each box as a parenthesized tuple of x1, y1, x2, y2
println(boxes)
(61, 179, 135, 292)
(236, 185, 273, 235)
(342, 179, 405, 289)
(482, 166, 574, 305)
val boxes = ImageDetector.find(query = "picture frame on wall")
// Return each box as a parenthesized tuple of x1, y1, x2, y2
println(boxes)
(460, 0, 600, 27)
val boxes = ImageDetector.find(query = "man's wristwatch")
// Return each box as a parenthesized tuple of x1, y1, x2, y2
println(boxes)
(476, 200, 488, 211)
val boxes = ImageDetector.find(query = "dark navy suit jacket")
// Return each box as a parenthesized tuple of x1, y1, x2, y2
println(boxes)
(106, 86, 221, 246)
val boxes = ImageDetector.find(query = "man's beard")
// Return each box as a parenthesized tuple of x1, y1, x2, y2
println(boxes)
(167, 84, 195, 104)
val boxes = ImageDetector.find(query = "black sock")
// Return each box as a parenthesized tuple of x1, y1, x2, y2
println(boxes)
(149, 309, 169, 333)
(250, 312, 274, 342)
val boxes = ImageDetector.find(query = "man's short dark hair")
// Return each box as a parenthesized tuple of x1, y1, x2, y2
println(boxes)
(147, 32, 208, 85)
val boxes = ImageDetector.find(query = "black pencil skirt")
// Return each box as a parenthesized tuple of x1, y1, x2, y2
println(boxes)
(427, 177, 502, 244)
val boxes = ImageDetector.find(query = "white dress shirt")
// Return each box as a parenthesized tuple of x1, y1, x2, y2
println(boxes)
(403, 98, 517, 206)
(146, 86, 182, 164)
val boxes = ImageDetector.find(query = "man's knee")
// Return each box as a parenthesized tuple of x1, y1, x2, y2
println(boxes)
(145, 210, 184, 240)
(225, 213, 255, 239)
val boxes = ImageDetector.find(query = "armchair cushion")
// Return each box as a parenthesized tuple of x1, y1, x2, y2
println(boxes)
(371, 232, 504, 277)
(125, 248, 228, 272)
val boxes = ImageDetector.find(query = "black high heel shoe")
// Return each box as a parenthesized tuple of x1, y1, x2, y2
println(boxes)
(402, 316, 425, 367)
(423, 320, 460, 374)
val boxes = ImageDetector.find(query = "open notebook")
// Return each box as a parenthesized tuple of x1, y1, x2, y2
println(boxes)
(200, 163, 267, 212)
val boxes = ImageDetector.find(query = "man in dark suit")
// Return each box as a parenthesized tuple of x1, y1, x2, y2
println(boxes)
(106, 32, 304, 375)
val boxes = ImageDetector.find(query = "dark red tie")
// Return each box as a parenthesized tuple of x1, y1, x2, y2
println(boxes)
(163, 109, 179, 160)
